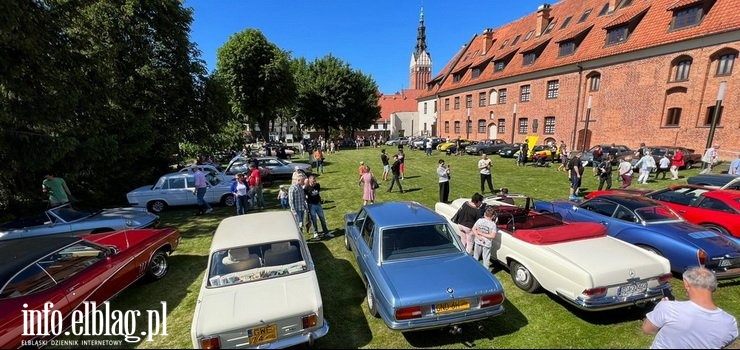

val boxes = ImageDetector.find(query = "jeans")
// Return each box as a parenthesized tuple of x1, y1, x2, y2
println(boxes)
(308, 204, 329, 235)
(388, 174, 404, 192)
(598, 175, 612, 190)
(255, 185, 264, 208)
(480, 173, 493, 193)
(292, 209, 305, 228)
(316, 160, 324, 174)
(235, 195, 249, 215)
(196, 187, 211, 210)
(426, 147, 432, 156)
(439, 181, 449, 203)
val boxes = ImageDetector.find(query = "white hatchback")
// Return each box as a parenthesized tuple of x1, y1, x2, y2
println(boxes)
(191, 211, 329, 349)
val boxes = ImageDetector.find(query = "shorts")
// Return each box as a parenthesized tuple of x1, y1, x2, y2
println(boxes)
(570, 176, 582, 189)
(383, 164, 390, 172)
(400, 163, 405, 172)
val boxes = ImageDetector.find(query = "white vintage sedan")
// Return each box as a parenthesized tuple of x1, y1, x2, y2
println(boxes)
(126, 171, 235, 213)
(435, 195, 674, 311)
(191, 211, 329, 349)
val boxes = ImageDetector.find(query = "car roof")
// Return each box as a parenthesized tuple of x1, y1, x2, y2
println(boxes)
(588, 194, 661, 210)
(0, 236, 81, 285)
(363, 201, 446, 228)
(210, 211, 300, 252)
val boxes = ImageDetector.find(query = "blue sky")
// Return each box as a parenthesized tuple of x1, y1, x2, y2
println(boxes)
(185, 0, 547, 94)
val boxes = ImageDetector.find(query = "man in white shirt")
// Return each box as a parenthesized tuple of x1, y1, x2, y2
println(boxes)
(478, 153, 494, 194)
(193, 166, 213, 215)
(642, 267, 737, 349)
(700, 144, 720, 174)
(618, 157, 634, 189)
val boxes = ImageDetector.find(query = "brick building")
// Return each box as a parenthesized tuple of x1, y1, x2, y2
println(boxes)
(420, 0, 739, 158)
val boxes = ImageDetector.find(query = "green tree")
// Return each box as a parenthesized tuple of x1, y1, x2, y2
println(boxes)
(216, 29, 295, 141)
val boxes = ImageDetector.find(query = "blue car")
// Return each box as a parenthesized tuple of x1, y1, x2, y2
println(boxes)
(343, 201, 505, 332)
(534, 194, 740, 279)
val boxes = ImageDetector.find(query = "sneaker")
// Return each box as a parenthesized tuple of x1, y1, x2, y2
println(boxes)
(205, 208, 214, 214)
(312, 234, 320, 240)
(324, 232, 335, 238)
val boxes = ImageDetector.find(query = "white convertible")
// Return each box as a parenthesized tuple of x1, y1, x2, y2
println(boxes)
(435, 195, 673, 311)
(191, 211, 328, 349)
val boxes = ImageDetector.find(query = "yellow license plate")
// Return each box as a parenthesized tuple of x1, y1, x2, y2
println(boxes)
(434, 300, 470, 314)
(248, 324, 277, 345)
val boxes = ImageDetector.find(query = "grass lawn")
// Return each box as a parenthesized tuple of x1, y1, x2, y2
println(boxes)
(57, 147, 740, 349)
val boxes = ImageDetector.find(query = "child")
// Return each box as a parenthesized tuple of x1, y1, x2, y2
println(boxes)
(655, 153, 671, 180)
(277, 185, 289, 209)
(473, 206, 499, 270)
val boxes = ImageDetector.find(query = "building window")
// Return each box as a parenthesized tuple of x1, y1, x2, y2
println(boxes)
(544, 116, 555, 134)
(494, 60, 506, 72)
(520, 85, 531, 102)
(560, 16, 573, 29)
(559, 41, 576, 57)
(454, 96, 460, 110)
(598, 3, 610, 16)
(497, 119, 506, 134)
(518, 118, 529, 134)
(471, 67, 481, 78)
(453, 73, 462, 82)
(479, 92, 487, 107)
(383, 123, 387, 130)
(523, 52, 537, 66)
(671, 5, 701, 30)
(672, 59, 691, 81)
(589, 73, 601, 91)
(499, 39, 509, 49)
(511, 34, 521, 46)
(524, 30, 534, 42)
(454, 121, 461, 134)
(543, 20, 556, 36)
(606, 26, 628, 45)
(716, 53, 735, 76)
(444, 121, 450, 133)
(578, 8, 592, 23)
(434, 101, 437, 112)
(498, 89, 508, 104)
(666, 108, 681, 126)
(619, 0, 634, 8)
(465, 94, 473, 108)
(444, 98, 450, 111)
(546, 80, 559, 99)
(478, 119, 486, 133)
(467, 119, 473, 134)
(489, 89, 497, 105)
(704, 106, 723, 126)
(423, 102, 428, 114)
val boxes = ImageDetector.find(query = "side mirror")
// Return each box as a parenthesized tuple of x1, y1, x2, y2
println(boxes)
(106, 246, 119, 257)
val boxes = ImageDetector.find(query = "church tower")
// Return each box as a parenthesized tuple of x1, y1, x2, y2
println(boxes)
(409, 7, 431, 90)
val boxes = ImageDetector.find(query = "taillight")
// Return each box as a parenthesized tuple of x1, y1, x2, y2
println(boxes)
(658, 273, 673, 284)
(395, 306, 422, 320)
(582, 287, 607, 297)
(697, 249, 707, 266)
(480, 293, 504, 307)
(199, 336, 221, 349)
(302, 313, 318, 329)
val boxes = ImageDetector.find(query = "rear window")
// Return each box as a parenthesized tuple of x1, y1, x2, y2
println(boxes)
(382, 224, 461, 261)
(207, 240, 306, 288)
(635, 206, 681, 223)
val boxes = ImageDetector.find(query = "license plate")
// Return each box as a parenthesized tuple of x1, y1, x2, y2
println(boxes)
(248, 324, 277, 345)
(718, 258, 738, 267)
(433, 300, 470, 314)
(618, 281, 648, 297)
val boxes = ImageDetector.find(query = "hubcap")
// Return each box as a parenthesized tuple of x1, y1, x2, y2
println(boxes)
(515, 268, 529, 283)
(150, 255, 167, 277)
(153, 201, 164, 212)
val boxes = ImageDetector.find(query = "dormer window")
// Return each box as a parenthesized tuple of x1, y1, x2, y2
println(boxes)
(606, 26, 628, 45)
(603, 6, 649, 46)
(520, 40, 549, 66)
(598, 3, 610, 16)
(556, 25, 593, 57)
(671, 5, 702, 30)
(560, 16, 572, 29)
(523, 52, 537, 66)
(471, 67, 482, 79)
(453, 73, 462, 82)
(494, 61, 506, 72)
(559, 41, 576, 56)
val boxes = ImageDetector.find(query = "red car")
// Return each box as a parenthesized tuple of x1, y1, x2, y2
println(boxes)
(0, 228, 180, 348)
(586, 185, 740, 238)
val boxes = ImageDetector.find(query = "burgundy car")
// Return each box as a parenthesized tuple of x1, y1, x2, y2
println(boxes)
(586, 185, 740, 238)
(0, 228, 180, 348)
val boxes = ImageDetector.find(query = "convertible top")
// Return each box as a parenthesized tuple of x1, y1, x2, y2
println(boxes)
(0, 236, 80, 285)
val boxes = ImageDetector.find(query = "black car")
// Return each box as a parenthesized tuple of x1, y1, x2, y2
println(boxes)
(498, 143, 523, 158)
(466, 139, 510, 155)
(580, 144, 633, 165)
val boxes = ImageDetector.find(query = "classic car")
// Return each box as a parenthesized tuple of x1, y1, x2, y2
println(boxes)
(465, 139, 510, 155)
(0, 202, 159, 241)
(343, 201, 505, 332)
(498, 143, 523, 158)
(411, 137, 442, 150)
(620, 146, 701, 170)
(513, 145, 556, 161)
(191, 211, 328, 349)
(435, 195, 672, 311)
(126, 171, 235, 213)
(687, 174, 740, 190)
(437, 139, 473, 152)
(179, 164, 232, 184)
(224, 156, 311, 180)
(0, 227, 180, 348)
(534, 194, 740, 278)
(385, 137, 411, 146)
(585, 185, 740, 238)
(579, 144, 633, 166)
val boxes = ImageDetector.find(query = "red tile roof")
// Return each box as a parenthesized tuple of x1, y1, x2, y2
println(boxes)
(377, 89, 423, 122)
(555, 24, 594, 43)
(666, 0, 704, 11)
(420, 0, 740, 99)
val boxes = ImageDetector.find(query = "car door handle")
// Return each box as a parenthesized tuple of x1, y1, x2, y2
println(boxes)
(67, 283, 81, 292)
(600, 221, 609, 226)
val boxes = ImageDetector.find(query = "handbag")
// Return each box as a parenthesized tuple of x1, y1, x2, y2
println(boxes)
(371, 176, 380, 189)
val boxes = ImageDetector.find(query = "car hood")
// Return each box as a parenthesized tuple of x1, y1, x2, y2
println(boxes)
(193, 272, 322, 336)
(90, 207, 158, 224)
(543, 237, 670, 286)
(379, 253, 502, 307)
(650, 222, 740, 257)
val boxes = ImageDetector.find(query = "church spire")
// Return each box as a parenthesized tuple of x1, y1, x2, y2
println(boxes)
(409, 6, 431, 90)
(414, 7, 427, 59)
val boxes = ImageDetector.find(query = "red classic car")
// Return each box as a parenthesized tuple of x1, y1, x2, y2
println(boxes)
(585, 185, 740, 238)
(0, 227, 180, 348)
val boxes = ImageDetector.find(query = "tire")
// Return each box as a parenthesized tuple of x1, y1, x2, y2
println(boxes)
(344, 232, 352, 251)
(145, 250, 169, 281)
(147, 200, 167, 213)
(684, 161, 693, 169)
(637, 245, 663, 256)
(366, 284, 379, 317)
(509, 261, 541, 293)
(222, 194, 235, 207)
(701, 223, 731, 237)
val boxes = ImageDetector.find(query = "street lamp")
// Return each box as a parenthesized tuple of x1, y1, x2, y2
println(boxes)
(581, 95, 592, 151)
(466, 107, 471, 140)
(510, 103, 517, 143)
(705, 81, 726, 150)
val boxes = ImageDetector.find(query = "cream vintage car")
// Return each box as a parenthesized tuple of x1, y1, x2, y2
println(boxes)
(435, 194, 674, 311)
(191, 211, 329, 348)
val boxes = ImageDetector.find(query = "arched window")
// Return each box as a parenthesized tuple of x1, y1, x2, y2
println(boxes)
(711, 48, 738, 76)
(586, 71, 601, 92)
(489, 89, 498, 105)
(670, 55, 692, 82)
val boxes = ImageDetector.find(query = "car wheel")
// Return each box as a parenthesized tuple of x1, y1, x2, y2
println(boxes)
(701, 223, 730, 237)
(510, 261, 541, 293)
(637, 245, 663, 256)
(684, 161, 693, 169)
(147, 200, 167, 213)
(146, 250, 169, 281)
(366, 284, 379, 317)
(344, 232, 352, 251)
(222, 194, 235, 207)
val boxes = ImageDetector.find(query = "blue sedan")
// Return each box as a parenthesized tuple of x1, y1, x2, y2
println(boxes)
(534, 194, 740, 279)
(343, 201, 505, 332)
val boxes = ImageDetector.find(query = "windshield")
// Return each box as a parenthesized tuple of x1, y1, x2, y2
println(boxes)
(382, 224, 462, 261)
(207, 240, 307, 288)
(634, 205, 682, 223)
(48, 205, 92, 222)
